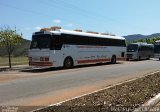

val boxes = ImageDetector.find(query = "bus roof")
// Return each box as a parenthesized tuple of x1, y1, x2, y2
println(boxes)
(46, 29, 125, 40)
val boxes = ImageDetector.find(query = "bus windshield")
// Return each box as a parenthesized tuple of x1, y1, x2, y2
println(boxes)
(127, 44, 138, 52)
(154, 45, 160, 53)
(30, 34, 51, 49)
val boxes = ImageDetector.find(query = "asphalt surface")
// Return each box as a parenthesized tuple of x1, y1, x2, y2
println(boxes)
(0, 59, 160, 106)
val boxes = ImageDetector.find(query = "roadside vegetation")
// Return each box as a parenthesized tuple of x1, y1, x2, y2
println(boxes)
(0, 56, 28, 66)
(0, 26, 23, 68)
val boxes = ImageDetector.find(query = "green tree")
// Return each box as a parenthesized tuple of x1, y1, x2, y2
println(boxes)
(127, 36, 160, 45)
(0, 26, 22, 68)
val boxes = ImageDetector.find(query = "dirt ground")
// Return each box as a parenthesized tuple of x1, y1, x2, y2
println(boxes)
(36, 72, 160, 112)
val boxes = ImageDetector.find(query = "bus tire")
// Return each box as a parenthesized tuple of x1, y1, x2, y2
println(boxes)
(159, 58, 160, 61)
(63, 57, 74, 68)
(111, 55, 116, 64)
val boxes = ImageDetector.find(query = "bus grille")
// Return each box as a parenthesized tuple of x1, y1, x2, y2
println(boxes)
(127, 54, 133, 58)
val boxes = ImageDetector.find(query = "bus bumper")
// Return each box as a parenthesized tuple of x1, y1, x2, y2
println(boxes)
(127, 53, 138, 60)
(29, 61, 53, 67)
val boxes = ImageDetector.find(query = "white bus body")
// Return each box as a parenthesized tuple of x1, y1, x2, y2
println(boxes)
(154, 40, 160, 60)
(28, 29, 126, 68)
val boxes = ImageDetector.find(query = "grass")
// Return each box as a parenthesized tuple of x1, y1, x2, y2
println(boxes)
(0, 56, 28, 66)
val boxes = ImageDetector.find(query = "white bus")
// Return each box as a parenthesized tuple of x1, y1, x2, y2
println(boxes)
(28, 27, 126, 68)
(127, 42, 154, 60)
(154, 40, 160, 60)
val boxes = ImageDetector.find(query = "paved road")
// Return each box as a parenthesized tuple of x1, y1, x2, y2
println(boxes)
(0, 59, 160, 106)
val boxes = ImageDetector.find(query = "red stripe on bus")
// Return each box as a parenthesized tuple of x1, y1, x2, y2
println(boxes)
(77, 59, 111, 64)
(29, 62, 53, 66)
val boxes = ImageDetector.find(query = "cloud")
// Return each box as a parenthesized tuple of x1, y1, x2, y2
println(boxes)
(53, 19, 61, 23)
(35, 26, 41, 30)
(67, 23, 74, 27)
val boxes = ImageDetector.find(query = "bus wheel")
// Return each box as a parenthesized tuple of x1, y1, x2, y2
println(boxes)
(111, 55, 116, 64)
(159, 58, 160, 61)
(64, 57, 73, 68)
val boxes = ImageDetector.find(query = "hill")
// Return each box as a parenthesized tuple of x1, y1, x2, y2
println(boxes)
(124, 33, 160, 41)
(0, 38, 31, 57)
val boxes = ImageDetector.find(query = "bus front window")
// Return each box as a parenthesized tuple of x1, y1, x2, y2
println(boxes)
(30, 34, 51, 49)
(127, 44, 138, 52)
(154, 45, 160, 53)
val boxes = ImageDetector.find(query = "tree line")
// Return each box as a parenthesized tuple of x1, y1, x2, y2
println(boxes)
(127, 36, 160, 45)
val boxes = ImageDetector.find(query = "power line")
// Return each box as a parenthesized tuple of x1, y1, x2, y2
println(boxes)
(42, 0, 113, 25)
(0, 2, 104, 32)
(31, 0, 114, 32)
(32, 0, 112, 30)
(0, 1, 144, 34)
(32, 0, 103, 26)
(49, 0, 141, 29)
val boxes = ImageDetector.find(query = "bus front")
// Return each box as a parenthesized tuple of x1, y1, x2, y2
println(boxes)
(28, 32, 53, 68)
(127, 44, 139, 60)
(154, 41, 160, 60)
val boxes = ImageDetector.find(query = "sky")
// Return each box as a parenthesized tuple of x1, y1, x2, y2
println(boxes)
(0, 0, 160, 40)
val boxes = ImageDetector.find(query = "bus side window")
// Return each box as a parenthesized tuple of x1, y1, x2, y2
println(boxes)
(51, 36, 55, 50)
(51, 35, 63, 50)
(56, 36, 63, 50)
